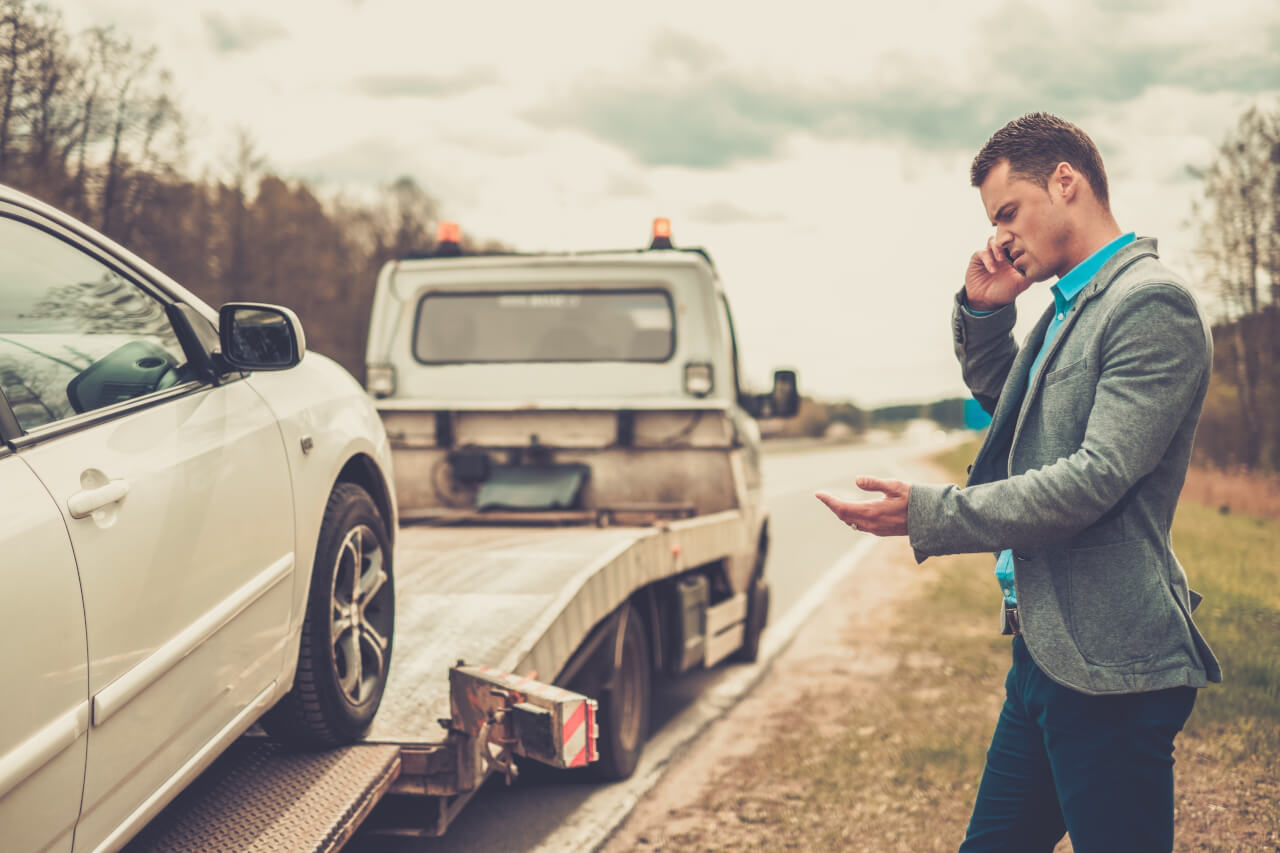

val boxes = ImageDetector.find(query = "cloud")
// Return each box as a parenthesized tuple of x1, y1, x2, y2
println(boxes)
(527, 6, 1280, 169)
(649, 29, 723, 73)
(296, 137, 423, 187)
(529, 73, 1006, 168)
(688, 201, 783, 225)
(202, 12, 287, 54)
(353, 69, 500, 99)
(530, 80, 796, 168)
(601, 171, 650, 199)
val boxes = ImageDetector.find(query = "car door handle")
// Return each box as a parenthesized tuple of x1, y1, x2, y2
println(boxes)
(68, 479, 131, 519)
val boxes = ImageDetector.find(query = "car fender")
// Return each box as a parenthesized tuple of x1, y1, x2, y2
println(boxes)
(242, 353, 398, 681)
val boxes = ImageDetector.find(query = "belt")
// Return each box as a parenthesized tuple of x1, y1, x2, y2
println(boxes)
(1005, 606, 1022, 636)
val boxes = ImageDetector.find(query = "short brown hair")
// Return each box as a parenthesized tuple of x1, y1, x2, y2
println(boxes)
(970, 113, 1111, 208)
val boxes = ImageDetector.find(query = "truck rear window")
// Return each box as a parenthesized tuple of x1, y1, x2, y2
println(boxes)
(413, 289, 675, 363)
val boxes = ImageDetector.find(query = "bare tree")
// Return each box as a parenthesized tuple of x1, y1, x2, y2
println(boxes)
(1194, 103, 1280, 469)
(95, 32, 182, 241)
(0, 0, 33, 181)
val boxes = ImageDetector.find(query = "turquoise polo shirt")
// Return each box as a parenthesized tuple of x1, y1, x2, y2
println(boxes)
(970, 232, 1136, 606)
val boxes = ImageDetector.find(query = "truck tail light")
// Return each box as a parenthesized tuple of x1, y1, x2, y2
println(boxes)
(366, 364, 396, 398)
(684, 362, 713, 397)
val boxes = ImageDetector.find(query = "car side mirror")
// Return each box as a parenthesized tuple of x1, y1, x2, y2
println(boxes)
(219, 303, 306, 371)
(740, 368, 800, 419)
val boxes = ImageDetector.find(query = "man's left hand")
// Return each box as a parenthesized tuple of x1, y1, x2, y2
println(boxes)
(815, 477, 911, 537)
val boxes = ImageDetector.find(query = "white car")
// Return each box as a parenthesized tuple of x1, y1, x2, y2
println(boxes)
(0, 185, 398, 853)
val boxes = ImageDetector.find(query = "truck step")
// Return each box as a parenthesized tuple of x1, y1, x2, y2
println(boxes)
(124, 739, 400, 853)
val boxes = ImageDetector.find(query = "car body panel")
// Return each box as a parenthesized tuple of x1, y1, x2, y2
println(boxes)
(18, 379, 295, 853)
(0, 455, 89, 853)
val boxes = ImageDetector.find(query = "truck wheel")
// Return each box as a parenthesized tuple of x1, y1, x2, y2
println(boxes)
(592, 604, 651, 781)
(734, 578, 770, 663)
(263, 483, 395, 748)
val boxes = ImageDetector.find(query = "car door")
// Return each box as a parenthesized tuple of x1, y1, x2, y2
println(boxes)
(0, 210, 296, 852)
(0, 451, 89, 853)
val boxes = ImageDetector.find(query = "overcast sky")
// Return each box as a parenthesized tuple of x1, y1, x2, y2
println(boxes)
(58, 0, 1280, 406)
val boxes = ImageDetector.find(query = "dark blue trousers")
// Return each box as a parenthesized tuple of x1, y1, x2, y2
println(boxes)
(959, 636, 1197, 853)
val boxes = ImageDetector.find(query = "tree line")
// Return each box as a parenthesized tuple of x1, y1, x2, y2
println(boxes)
(1193, 104, 1280, 471)
(0, 0, 499, 380)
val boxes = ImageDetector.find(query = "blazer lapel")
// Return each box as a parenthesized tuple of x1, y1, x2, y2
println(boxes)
(966, 238, 1161, 488)
(967, 306, 1055, 485)
(1017, 241, 1160, 422)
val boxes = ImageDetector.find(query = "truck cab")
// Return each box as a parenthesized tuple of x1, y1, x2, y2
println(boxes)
(365, 220, 797, 535)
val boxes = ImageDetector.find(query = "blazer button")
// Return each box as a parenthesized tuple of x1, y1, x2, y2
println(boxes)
(1013, 551, 1030, 561)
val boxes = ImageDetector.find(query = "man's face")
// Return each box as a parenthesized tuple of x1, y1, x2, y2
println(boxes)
(979, 160, 1071, 283)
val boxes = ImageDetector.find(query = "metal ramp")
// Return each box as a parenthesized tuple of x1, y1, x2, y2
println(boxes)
(123, 741, 400, 853)
(365, 523, 652, 743)
(366, 512, 741, 747)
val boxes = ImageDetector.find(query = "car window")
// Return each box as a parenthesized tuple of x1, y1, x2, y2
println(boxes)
(0, 217, 188, 431)
(413, 289, 675, 363)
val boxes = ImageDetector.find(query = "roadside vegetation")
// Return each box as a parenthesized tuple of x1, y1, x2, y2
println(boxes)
(627, 439, 1279, 851)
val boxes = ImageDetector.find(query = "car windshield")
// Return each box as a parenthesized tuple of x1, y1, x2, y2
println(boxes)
(413, 289, 674, 363)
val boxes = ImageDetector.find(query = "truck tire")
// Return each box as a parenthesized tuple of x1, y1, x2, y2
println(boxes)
(592, 604, 651, 781)
(262, 483, 395, 748)
(734, 578, 770, 663)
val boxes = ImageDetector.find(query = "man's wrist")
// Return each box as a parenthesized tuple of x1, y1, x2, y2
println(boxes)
(962, 292, 1009, 315)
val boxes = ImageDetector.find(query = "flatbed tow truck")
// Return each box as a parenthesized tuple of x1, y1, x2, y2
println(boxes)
(124, 221, 798, 850)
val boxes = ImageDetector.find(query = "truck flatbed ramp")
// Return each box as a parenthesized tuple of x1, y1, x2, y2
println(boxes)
(369, 512, 740, 743)
(369, 523, 649, 741)
(124, 741, 400, 853)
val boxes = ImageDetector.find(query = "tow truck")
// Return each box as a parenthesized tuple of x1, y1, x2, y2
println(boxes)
(125, 219, 798, 849)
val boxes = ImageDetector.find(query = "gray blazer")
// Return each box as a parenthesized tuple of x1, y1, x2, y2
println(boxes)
(907, 237, 1221, 695)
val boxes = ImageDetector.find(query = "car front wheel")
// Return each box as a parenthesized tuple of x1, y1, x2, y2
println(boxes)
(263, 483, 395, 748)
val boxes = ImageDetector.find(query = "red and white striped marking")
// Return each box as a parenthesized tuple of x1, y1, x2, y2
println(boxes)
(461, 664, 599, 767)
(564, 698, 598, 767)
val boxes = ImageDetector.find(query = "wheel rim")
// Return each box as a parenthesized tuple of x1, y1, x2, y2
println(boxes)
(329, 524, 392, 705)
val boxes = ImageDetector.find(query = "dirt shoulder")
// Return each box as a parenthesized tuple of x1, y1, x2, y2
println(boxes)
(603, 494, 1279, 851)
(603, 536, 990, 852)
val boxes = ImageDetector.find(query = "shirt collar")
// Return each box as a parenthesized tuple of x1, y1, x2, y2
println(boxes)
(1051, 232, 1136, 313)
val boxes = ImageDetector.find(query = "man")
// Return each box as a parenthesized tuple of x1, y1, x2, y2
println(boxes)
(815, 113, 1220, 852)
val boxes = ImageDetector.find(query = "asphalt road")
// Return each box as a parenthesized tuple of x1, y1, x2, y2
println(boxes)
(350, 433, 954, 852)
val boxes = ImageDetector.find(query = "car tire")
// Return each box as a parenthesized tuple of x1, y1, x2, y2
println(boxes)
(262, 483, 395, 748)
(590, 604, 651, 781)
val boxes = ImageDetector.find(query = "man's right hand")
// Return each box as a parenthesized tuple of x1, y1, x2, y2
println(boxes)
(965, 236, 1030, 312)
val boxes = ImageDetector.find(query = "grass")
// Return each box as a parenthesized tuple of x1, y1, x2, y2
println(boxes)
(1172, 501, 1280, 763)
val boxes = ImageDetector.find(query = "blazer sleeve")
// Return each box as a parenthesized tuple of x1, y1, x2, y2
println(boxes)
(952, 289, 1019, 415)
(908, 282, 1209, 559)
